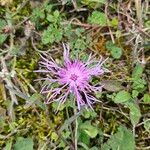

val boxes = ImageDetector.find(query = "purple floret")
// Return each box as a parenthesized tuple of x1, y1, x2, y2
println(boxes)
(36, 43, 107, 110)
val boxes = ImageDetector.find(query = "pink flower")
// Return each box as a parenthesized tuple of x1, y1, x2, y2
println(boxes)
(36, 43, 107, 110)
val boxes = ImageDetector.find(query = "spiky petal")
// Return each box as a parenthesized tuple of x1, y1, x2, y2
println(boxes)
(36, 44, 107, 110)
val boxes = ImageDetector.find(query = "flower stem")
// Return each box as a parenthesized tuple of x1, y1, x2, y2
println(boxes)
(74, 102, 78, 150)
(75, 115, 78, 150)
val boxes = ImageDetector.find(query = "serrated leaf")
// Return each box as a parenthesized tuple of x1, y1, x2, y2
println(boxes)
(132, 63, 144, 79)
(42, 28, 54, 44)
(47, 10, 60, 23)
(53, 10, 60, 18)
(14, 137, 33, 150)
(128, 102, 141, 125)
(110, 47, 122, 59)
(132, 77, 146, 91)
(106, 41, 122, 59)
(62, 131, 71, 139)
(74, 38, 86, 50)
(42, 25, 62, 44)
(31, 8, 45, 24)
(88, 11, 107, 26)
(106, 41, 114, 51)
(101, 80, 124, 92)
(101, 126, 135, 150)
(114, 90, 131, 103)
(82, 109, 97, 119)
(46, 14, 55, 22)
(44, 3, 52, 13)
(132, 90, 139, 98)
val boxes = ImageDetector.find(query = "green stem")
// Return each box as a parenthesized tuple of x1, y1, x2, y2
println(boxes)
(66, 107, 74, 142)
(75, 115, 78, 150)
(74, 100, 78, 150)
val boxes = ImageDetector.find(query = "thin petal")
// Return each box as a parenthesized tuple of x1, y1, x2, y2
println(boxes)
(63, 43, 70, 63)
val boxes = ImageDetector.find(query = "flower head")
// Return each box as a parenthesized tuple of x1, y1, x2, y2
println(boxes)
(36, 43, 107, 110)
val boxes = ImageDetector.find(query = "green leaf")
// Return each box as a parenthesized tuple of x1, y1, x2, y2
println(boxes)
(111, 17, 118, 27)
(42, 25, 63, 44)
(143, 94, 150, 103)
(115, 30, 122, 38)
(14, 137, 34, 150)
(78, 142, 89, 150)
(82, 109, 97, 119)
(101, 126, 135, 150)
(132, 77, 146, 91)
(145, 20, 150, 29)
(24, 93, 46, 110)
(29, 93, 42, 102)
(0, 34, 7, 45)
(79, 131, 90, 145)
(80, 121, 98, 138)
(62, 131, 71, 139)
(132, 90, 139, 98)
(51, 132, 58, 141)
(74, 39, 86, 50)
(47, 10, 60, 23)
(0, 19, 6, 30)
(46, 14, 55, 22)
(58, 140, 66, 148)
(114, 90, 131, 103)
(88, 11, 107, 26)
(106, 41, 122, 59)
(31, 8, 45, 23)
(0, 106, 6, 119)
(75, 28, 85, 37)
(90, 146, 99, 150)
(144, 119, 150, 133)
(53, 10, 60, 18)
(4, 140, 12, 150)
(106, 41, 114, 51)
(42, 27, 54, 44)
(0, 19, 7, 44)
(132, 63, 144, 79)
(110, 47, 122, 59)
(89, 0, 106, 3)
(44, 3, 52, 13)
(127, 102, 141, 125)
